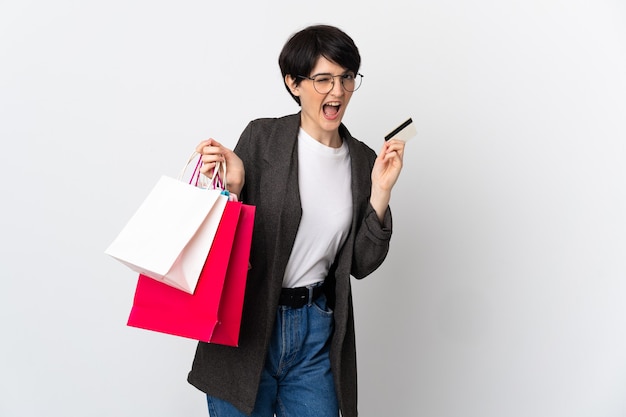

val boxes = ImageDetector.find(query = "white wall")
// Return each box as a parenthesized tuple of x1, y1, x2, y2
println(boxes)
(1, 1, 625, 416)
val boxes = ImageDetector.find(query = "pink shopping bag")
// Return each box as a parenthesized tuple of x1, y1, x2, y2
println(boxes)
(127, 201, 255, 346)
(208, 203, 255, 346)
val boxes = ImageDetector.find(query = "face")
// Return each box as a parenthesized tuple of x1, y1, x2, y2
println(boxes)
(286, 56, 355, 146)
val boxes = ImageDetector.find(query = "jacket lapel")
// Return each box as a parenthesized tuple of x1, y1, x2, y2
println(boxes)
(342, 123, 372, 265)
(258, 114, 302, 290)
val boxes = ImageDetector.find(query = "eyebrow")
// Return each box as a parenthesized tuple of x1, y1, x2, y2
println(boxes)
(310, 71, 353, 78)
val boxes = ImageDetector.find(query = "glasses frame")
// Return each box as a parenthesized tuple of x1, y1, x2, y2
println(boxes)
(297, 72, 364, 94)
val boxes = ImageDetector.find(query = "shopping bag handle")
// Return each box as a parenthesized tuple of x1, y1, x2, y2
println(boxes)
(209, 159, 227, 192)
(208, 159, 235, 200)
(179, 151, 230, 196)
(178, 151, 205, 187)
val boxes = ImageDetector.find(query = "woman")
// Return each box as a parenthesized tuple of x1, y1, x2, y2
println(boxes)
(187, 24, 405, 417)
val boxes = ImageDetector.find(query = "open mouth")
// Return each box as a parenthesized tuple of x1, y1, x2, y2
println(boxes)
(323, 102, 341, 118)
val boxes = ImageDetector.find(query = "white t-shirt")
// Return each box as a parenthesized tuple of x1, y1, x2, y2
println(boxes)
(281, 128, 353, 288)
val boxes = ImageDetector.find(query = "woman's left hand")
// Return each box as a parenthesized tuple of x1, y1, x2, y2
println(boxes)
(372, 139, 405, 191)
(369, 139, 405, 222)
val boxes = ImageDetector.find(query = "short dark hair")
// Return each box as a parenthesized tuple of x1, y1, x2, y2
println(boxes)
(278, 25, 361, 105)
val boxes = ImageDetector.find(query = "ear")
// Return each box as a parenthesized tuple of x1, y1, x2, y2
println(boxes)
(284, 74, 300, 96)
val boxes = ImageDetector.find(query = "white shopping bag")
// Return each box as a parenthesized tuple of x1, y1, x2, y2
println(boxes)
(105, 175, 228, 294)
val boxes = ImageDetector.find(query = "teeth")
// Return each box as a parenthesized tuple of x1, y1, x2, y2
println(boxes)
(325, 102, 340, 107)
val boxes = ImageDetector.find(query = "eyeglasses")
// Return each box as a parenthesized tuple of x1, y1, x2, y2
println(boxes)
(297, 72, 363, 94)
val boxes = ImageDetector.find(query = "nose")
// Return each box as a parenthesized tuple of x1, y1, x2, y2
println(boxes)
(330, 76, 344, 96)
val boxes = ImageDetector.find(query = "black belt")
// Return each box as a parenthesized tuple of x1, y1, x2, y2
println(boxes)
(278, 284, 324, 309)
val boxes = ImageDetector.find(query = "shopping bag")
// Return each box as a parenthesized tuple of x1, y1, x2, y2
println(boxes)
(105, 154, 227, 294)
(208, 202, 255, 345)
(127, 200, 255, 346)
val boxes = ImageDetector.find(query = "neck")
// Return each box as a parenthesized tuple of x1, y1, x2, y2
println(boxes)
(320, 134, 342, 148)
(300, 127, 342, 148)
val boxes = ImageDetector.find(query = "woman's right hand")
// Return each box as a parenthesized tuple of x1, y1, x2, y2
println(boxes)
(195, 138, 245, 197)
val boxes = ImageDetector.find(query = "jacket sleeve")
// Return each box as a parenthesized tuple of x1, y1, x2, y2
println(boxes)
(348, 129, 394, 281)
(233, 120, 255, 202)
(350, 201, 392, 279)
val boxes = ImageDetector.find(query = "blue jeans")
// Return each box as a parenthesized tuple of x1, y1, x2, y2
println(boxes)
(207, 293, 338, 417)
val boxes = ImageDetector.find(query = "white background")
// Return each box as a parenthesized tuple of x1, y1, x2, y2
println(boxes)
(1, 1, 625, 416)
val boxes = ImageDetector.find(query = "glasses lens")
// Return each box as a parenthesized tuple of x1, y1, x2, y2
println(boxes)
(313, 75, 333, 94)
(342, 74, 362, 92)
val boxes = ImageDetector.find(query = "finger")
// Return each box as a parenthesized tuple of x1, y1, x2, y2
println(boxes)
(382, 150, 397, 163)
(201, 145, 224, 157)
(385, 143, 405, 159)
(200, 160, 224, 177)
(383, 151, 404, 168)
(207, 138, 223, 147)
(200, 153, 224, 166)
(385, 139, 405, 151)
(196, 138, 225, 153)
(195, 139, 213, 153)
